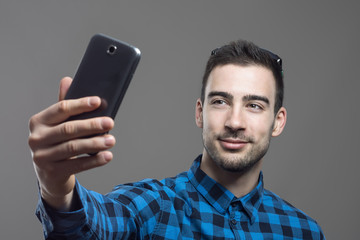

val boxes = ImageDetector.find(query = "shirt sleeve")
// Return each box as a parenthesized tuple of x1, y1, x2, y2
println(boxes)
(36, 179, 162, 239)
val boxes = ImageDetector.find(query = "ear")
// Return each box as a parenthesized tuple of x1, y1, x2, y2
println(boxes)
(272, 107, 287, 137)
(195, 98, 203, 128)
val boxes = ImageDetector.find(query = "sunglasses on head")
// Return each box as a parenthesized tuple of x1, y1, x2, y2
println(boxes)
(211, 47, 283, 74)
(259, 48, 283, 72)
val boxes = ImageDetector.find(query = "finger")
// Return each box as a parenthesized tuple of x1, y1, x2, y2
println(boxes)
(38, 117, 114, 146)
(33, 134, 116, 163)
(36, 96, 101, 126)
(57, 151, 113, 176)
(59, 77, 73, 101)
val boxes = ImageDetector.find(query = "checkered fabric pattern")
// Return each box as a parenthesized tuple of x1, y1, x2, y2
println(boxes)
(36, 155, 325, 239)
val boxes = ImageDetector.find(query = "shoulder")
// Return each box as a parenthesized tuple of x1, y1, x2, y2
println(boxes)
(262, 189, 316, 221)
(106, 171, 189, 206)
(102, 178, 169, 235)
(261, 189, 325, 239)
(107, 178, 165, 205)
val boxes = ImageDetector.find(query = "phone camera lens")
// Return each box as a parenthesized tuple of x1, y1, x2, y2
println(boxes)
(107, 45, 117, 55)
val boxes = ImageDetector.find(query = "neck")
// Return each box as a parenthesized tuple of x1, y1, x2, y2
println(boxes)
(200, 151, 262, 198)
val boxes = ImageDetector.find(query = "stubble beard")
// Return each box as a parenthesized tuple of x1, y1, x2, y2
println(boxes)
(203, 129, 272, 174)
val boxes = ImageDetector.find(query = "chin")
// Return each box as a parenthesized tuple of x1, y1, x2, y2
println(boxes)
(212, 152, 262, 174)
(219, 161, 257, 173)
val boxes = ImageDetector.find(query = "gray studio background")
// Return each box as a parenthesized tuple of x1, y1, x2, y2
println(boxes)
(0, 1, 358, 239)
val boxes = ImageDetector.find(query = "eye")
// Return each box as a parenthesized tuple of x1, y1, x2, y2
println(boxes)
(249, 103, 260, 108)
(211, 99, 227, 105)
(247, 103, 263, 111)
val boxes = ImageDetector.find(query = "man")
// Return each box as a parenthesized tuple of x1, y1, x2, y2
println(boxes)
(29, 39, 325, 239)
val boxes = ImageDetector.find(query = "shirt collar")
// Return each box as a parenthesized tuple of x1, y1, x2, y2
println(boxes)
(187, 155, 264, 224)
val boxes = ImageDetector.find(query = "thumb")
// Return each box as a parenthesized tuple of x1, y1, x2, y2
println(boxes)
(58, 77, 73, 101)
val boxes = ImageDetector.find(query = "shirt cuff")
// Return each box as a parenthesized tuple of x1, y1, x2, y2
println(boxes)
(35, 179, 88, 238)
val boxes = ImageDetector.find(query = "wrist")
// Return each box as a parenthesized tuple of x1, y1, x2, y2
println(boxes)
(41, 189, 78, 212)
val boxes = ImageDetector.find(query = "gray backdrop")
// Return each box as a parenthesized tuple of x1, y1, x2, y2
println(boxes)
(0, 1, 358, 239)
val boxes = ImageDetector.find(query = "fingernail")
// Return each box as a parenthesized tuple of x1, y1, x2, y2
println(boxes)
(104, 136, 115, 146)
(88, 97, 100, 107)
(103, 152, 113, 162)
(101, 118, 113, 129)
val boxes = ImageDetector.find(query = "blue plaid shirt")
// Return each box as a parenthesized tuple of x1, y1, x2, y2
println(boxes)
(36, 155, 325, 239)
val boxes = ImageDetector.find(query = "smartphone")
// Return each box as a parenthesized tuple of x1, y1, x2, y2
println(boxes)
(65, 34, 141, 122)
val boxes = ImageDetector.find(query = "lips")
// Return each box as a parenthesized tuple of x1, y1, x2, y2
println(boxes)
(218, 138, 249, 150)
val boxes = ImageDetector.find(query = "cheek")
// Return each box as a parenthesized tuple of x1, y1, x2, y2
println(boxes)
(248, 116, 274, 137)
(203, 111, 225, 132)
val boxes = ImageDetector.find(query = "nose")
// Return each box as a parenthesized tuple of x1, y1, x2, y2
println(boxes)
(224, 107, 246, 131)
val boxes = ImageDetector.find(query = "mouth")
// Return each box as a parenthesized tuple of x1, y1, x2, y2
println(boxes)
(218, 138, 249, 150)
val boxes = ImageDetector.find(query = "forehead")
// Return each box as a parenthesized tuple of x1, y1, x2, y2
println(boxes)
(205, 64, 276, 103)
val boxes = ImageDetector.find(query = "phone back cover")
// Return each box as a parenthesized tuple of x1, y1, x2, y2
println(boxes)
(65, 34, 141, 121)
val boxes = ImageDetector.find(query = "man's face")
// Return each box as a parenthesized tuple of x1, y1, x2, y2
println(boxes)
(196, 64, 286, 173)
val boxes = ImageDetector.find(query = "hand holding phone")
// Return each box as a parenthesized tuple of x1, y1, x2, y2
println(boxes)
(29, 34, 140, 210)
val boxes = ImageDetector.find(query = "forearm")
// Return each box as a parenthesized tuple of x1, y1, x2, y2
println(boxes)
(37, 180, 139, 239)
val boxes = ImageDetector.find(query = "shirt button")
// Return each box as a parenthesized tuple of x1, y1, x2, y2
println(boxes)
(231, 219, 237, 225)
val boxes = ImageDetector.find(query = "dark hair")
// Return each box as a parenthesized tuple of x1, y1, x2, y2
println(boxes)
(201, 40, 284, 113)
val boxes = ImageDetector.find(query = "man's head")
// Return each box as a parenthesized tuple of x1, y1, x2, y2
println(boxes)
(196, 40, 286, 174)
(201, 40, 284, 114)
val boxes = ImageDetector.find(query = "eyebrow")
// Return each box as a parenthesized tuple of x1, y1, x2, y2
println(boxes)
(243, 94, 270, 105)
(207, 91, 233, 101)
